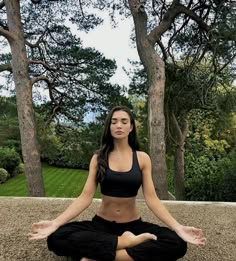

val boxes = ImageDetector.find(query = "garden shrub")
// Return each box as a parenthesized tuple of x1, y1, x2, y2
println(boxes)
(0, 168, 8, 184)
(45, 146, 91, 170)
(12, 163, 25, 176)
(1, 139, 21, 155)
(221, 150, 236, 201)
(0, 147, 21, 177)
(185, 152, 235, 201)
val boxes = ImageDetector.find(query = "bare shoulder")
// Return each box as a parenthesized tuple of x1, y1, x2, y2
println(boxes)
(136, 151, 150, 160)
(89, 153, 98, 168)
(136, 151, 151, 170)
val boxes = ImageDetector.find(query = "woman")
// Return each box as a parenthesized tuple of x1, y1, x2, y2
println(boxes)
(29, 106, 206, 261)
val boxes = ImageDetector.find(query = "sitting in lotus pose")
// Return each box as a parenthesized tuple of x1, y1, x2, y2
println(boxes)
(29, 106, 206, 261)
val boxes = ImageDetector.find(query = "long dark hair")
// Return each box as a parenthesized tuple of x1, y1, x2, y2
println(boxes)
(96, 106, 139, 182)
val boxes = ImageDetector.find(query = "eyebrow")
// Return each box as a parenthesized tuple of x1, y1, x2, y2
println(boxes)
(111, 117, 129, 120)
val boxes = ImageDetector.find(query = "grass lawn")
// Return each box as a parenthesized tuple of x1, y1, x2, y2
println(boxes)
(0, 163, 101, 198)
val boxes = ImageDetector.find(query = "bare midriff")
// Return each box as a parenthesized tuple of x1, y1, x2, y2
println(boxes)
(96, 195, 140, 223)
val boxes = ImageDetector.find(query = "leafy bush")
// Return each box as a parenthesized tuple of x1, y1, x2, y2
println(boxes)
(12, 163, 25, 176)
(221, 150, 236, 201)
(0, 168, 8, 184)
(185, 152, 236, 201)
(0, 147, 21, 177)
(45, 146, 91, 170)
(1, 139, 21, 155)
(40, 123, 101, 170)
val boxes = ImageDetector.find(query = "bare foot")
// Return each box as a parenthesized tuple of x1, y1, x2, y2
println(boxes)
(119, 231, 157, 249)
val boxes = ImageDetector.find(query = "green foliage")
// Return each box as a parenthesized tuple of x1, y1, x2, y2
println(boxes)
(0, 147, 21, 177)
(187, 110, 233, 158)
(185, 154, 224, 201)
(128, 95, 148, 152)
(38, 126, 62, 166)
(12, 163, 25, 177)
(38, 121, 102, 170)
(0, 96, 21, 153)
(0, 96, 18, 117)
(1, 2, 128, 126)
(184, 110, 236, 201)
(76, 122, 103, 167)
(23, 2, 127, 124)
(50, 146, 89, 169)
(221, 150, 236, 201)
(185, 151, 236, 202)
(0, 168, 8, 184)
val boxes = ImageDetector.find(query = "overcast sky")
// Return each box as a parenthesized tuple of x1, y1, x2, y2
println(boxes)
(74, 12, 139, 87)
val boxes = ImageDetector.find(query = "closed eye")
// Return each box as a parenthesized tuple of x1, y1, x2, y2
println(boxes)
(111, 120, 117, 124)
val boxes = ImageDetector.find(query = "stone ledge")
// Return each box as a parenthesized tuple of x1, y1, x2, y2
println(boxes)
(0, 197, 235, 261)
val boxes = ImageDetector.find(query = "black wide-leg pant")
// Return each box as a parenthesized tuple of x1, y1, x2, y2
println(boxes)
(47, 215, 187, 261)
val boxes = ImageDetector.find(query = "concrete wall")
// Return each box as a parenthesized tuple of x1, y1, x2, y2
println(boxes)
(0, 197, 235, 261)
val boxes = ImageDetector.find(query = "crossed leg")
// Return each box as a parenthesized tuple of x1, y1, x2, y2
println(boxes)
(80, 250, 131, 261)
(81, 231, 157, 261)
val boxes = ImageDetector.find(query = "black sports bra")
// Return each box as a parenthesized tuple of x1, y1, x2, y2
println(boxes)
(100, 151, 142, 198)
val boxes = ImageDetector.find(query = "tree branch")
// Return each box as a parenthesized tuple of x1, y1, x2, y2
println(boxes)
(148, 2, 182, 43)
(45, 101, 62, 127)
(172, 112, 189, 149)
(167, 16, 190, 61)
(0, 1, 5, 9)
(0, 28, 15, 41)
(157, 39, 167, 61)
(178, 4, 209, 31)
(182, 119, 189, 140)
(31, 75, 53, 85)
(148, 2, 209, 44)
(28, 60, 56, 71)
(25, 27, 48, 48)
(31, 0, 42, 4)
(0, 63, 12, 73)
(171, 111, 182, 140)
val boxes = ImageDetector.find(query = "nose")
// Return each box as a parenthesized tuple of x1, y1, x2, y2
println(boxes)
(117, 121, 122, 128)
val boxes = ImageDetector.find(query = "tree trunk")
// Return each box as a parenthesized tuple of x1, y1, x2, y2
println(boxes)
(174, 143, 185, 200)
(129, 1, 168, 199)
(5, 0, 45, 196)
(172, 113, 188, 200)
(147, 58, 168, 199)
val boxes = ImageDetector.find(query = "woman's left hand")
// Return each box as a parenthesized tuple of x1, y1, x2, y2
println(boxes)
(175, 225, 206, 246)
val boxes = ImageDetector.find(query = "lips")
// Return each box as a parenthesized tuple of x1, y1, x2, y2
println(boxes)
(115, 131, 123, 134)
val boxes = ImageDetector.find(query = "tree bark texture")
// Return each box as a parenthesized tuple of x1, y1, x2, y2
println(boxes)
(128, 0, 168, 199)
(4, 0, 45, 196)
(172, 113, 189, 200)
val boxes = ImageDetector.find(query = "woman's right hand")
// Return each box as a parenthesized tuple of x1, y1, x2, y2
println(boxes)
(28, 220, 59, 240)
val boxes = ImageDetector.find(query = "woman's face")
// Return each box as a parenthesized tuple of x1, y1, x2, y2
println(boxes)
(110, 110, 133, 139)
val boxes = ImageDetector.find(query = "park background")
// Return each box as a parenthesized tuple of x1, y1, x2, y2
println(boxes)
(0, 0, 235, 202)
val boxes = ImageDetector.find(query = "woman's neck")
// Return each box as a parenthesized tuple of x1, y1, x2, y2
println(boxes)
(112, 139, 131, 153)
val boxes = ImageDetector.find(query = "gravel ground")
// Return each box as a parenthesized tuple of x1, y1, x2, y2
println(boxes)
(0, 197, 235, 261)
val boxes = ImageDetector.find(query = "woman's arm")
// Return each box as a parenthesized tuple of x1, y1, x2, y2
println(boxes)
(138, 152, 206, 246)
(139, 152, 182, 231)
(53, 154, 98, 226)
(28, 154, 98, 240)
